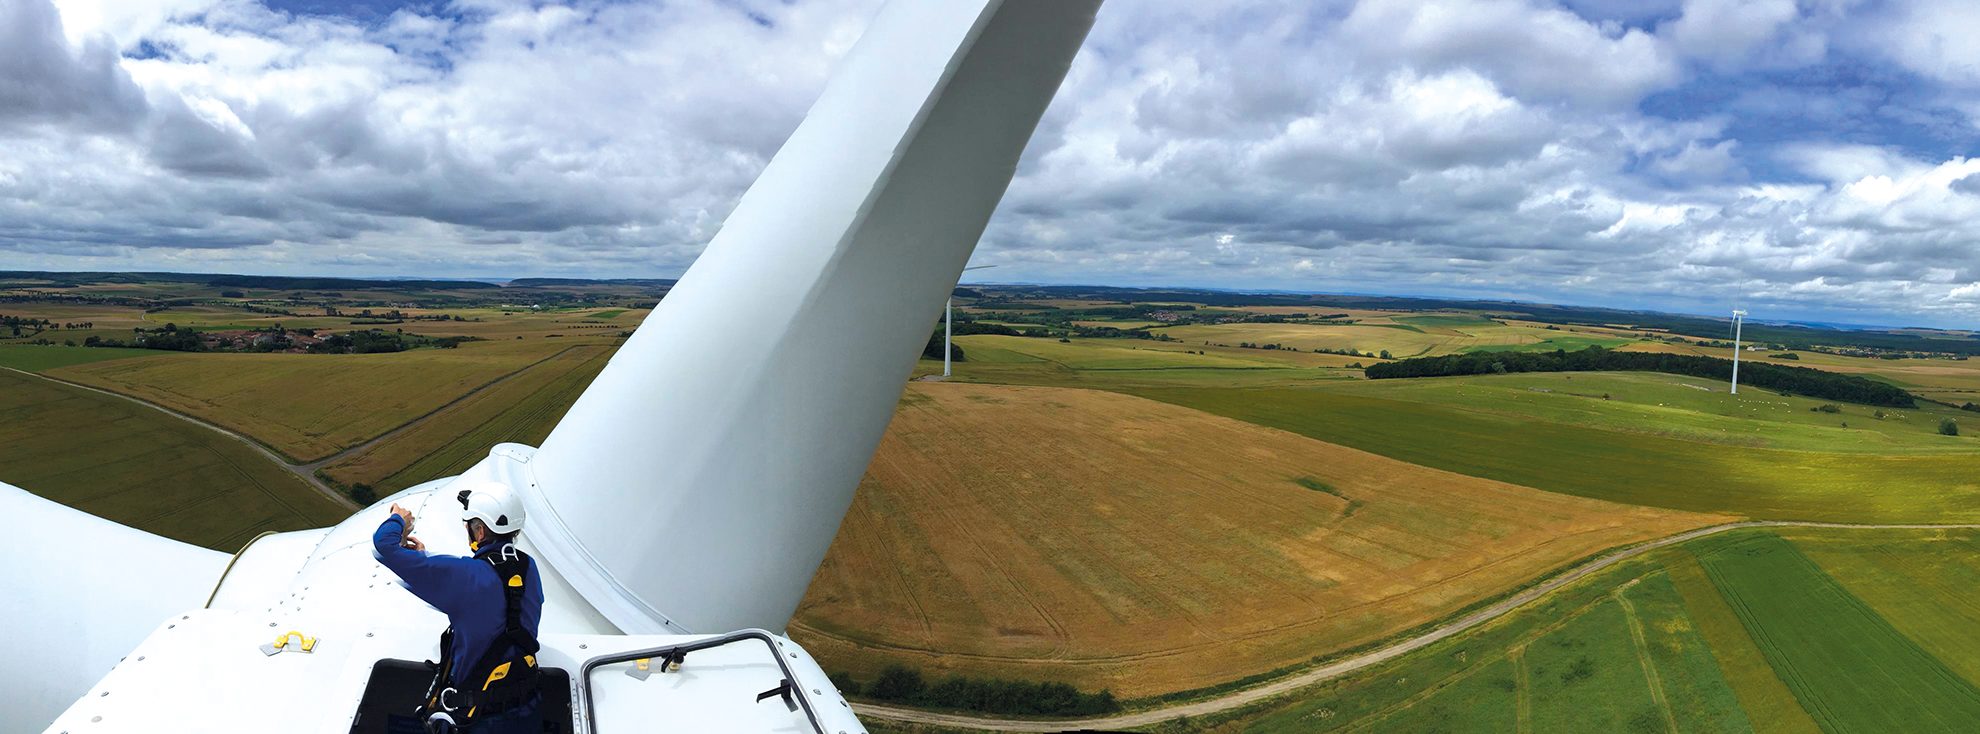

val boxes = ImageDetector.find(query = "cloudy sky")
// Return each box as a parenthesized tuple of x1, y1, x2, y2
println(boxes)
(5, 0, 1980, 326)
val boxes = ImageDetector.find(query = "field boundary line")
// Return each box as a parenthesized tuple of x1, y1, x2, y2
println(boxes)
(6, 344, 590, 515)
(302, 344, 591, 472)
(1512, 645, 1532, 734)
(3, 366, 359, 511)
(853, 521, 1980, 732)
(1613, 583, 1679, 734)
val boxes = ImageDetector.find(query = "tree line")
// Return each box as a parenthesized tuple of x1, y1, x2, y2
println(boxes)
(835, 665, 1119, 716)
(1364, 346, 1918, 408)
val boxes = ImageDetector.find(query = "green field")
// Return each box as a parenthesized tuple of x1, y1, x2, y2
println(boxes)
(1780, 528, 1980, 689)
(940, 335, 1358, 389)
(1693, 532, 1980, 731)
(1204, 528, 1980, 732)
(1394, 313, 1501, 328)
(0, 370, 350, 550)
(1152, 318, 1640, 360)
(1326, 371, 1976, 454)
(0, 344, 158, 372)
(939, 337, 1980, 521)
(1460, 334, 1633, 353)
(321, 345, 612, 491)
(957, 334, 1282, 370)
(1121, 384, 1980, 522)
(1212, 554, 1743, 732)
(48, 339, 583, 462)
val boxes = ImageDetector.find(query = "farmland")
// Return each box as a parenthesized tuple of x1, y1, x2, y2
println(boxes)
(13, 275, 1980, 725)
(1123, 384, 1980, 523)
(0, 344, 158, 372)
(319, 345, 614, 491)
(0, 369, 349, 550)
(1785, 528, 1980, 687)
(1211, 552, 1742, 733)
(1326, 371, 1978, 454)
(46, 338, 594, 462)
(1692, 532, 1980, 731)
(791, 382, 1722, 697)
(1201, 527, 1980, 732)
(1150, 316, 1637, 360)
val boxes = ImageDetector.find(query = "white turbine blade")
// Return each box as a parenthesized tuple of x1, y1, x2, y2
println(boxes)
(523, 0, 1101, 634)
(0, 481, 229, 732)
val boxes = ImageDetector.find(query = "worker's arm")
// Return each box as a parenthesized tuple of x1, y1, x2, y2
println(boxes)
(373, 513, 483, 616)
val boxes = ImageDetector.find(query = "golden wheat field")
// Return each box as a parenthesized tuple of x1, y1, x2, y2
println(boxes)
(791, 382, 1724, 697)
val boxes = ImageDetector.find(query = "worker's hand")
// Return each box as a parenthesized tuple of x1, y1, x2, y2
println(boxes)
(402, 535, 425, 552)
(389, 503, 415, 530)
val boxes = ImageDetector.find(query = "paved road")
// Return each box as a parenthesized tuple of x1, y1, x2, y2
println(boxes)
(855, 520, 1980, 732)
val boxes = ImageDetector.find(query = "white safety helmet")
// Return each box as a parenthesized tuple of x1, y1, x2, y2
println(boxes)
(456, 480, 526, 535)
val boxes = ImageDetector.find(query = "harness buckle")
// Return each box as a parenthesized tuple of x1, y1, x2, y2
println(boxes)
(424, 711, 458, 734)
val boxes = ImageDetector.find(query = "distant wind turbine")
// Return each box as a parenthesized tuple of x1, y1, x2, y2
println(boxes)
(945, 264, 997, 378)
(1730, 309, 1748, 395)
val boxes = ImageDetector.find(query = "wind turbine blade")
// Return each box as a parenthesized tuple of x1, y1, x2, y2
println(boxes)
(522, 0, 1101, 634)
(0, 481, 228, 731)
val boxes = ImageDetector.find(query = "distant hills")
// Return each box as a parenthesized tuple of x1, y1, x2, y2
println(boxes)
(6, 270, 1972, 355)
(977, 284, 1980, 356)
(0, 271, 676, 292)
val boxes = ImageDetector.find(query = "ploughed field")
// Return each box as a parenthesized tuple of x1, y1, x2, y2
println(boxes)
(1217, 527, 1980, 733)
(790, 382, 1723, 698)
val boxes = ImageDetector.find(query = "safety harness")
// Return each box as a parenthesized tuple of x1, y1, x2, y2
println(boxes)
(419, 542, 540, 732)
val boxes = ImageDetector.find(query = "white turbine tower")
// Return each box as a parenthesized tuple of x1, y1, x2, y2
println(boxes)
(1730, 309, 1748, 394)
(945, 264, 997, 378)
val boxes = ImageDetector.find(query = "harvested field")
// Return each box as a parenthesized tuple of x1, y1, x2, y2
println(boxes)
(0, 370, 349, 550)
(792, 382, 1722, 697)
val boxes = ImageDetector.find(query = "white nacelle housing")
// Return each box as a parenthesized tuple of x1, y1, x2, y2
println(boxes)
(44, 479, 866, 733)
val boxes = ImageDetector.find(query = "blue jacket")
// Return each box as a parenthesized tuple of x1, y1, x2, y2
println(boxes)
(373, 515, 545, 687)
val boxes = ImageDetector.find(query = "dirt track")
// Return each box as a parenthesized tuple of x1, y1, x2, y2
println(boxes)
(854, 520, 1980, 732)
(3, 346, 582, 513)
(3, 366, 358, 510)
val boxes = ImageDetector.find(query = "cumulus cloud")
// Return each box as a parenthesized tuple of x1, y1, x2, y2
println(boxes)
(4, 0, 1980, 326)
(1662, 0, 1811, 69)
(0, 0, 148, 132)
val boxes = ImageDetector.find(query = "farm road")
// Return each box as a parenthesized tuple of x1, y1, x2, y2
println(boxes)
(3, 345, 584, 513)
(854, 520, 1980, 732)
(4, 366, 358, 510)
(292, 344, 591, 474)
